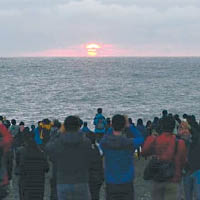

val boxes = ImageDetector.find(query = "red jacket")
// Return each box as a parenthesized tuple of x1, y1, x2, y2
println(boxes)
(0, 123, 13, 186)
(142, 132, 187, 183)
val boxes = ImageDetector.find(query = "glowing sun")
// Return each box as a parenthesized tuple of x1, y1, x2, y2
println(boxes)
(86, 43, 101, 56)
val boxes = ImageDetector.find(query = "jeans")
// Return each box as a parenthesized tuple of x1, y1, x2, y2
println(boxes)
(57, 183, 91, 200)
(183, 169, 200, 200)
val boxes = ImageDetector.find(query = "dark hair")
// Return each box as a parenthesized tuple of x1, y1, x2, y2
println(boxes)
(64, 116, 81, 132)
(24, 127, 30, 134)
(162, 110, 168, 117)
(11, 119, 16, 125)
(19, 121, 25, 126)
(0, 116, 3, 121)
(174, 114, 181, 124)
(97, 108, 102, 114)
(112, 114, 126, 132)
(106, 118, 111, 124)
(146, 120, 152, 127)
(53, 119, 61, 129)
(137, 118, 143, 126)
(183, 114, 188, 119)
(31, 125, 35, 130)
(42, 118, 51, 125)
(4, 120, 11, 129)
(128, 118, 133, 125)
(83, 122, 88, 127)
(160, 116, 175, 133)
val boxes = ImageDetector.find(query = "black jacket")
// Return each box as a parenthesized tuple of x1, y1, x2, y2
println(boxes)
(45, 132, 92, 184)
(187, 128, 200, 173)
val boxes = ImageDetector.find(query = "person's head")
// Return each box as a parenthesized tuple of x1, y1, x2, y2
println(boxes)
(11, 119, 16, 125)
(83, 122, 88, 127)
(3, 120, 11, 129)
(153, 117, 159, 123)
(19, 121, 24, 126)
(112, 114, 126, 132)
(146, 120, 152, 127)
(31, 125, 35, 131)
(137, 118, 143, 126)
(174, 114, 181, 124)
(24, 127, 30, 134)
(106, 118, 111, 125)
(64, 116, 81, 133)
(128, 118, 133, 125)
(183, 114, 188, 119)
(162, 110, 168, 117)
(43, 118, 50, 125)
(168, 113, 173, 117)
(160, 115, 175, 133)
(19, 121, 25, 131)
(97, 108, 102, 114)
(53, 119, 61, 129)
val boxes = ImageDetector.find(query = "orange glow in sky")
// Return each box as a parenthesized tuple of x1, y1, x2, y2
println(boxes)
(86, 43, 101, 56)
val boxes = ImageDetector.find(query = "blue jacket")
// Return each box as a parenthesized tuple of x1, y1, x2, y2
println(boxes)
(34, 127, 42, 145)
(100, 128, 144, 184)
(136, 125, 148, 139)
(106, 125, 141, 138)
(93, 114, 106, 134)
(81, 126, 92, 134)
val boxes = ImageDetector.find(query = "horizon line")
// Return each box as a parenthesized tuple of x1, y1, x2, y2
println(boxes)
(1, 55, 200, 59)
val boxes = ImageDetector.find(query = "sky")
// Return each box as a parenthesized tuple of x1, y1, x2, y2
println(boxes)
(0, 0, 200, 57)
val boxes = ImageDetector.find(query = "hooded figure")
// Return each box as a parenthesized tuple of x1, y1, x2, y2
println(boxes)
(45, 116, 92, 200)
(18, 134, 49, 200)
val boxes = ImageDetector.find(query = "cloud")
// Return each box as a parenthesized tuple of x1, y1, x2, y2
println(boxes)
(0, 0, 200, 56)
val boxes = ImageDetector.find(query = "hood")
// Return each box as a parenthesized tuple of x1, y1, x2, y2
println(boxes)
(101, 135, 134, 151)
(60, 133, 83, 146)
(95, 114, 105, 119)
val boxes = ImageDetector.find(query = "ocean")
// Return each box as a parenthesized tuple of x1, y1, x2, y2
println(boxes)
(0, 57, 200, 127)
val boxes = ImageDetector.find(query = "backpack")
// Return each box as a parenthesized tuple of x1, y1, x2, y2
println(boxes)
(96, 118, 105, 130)
(143, 138, 178, 182)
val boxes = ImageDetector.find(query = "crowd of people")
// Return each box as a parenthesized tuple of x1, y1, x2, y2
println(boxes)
(0, 108, 200, 200)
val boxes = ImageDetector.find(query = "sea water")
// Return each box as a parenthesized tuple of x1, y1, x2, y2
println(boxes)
(0, 57, 200, 128)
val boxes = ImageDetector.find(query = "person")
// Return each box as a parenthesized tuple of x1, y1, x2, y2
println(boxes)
(93, 108, 106, 141)
(146, 120, 152, 137)
(30, 124, 35, 133)
(82, 122, 93, 135)
(86, 132, 104, 200)
(100, 114, 144, 200)
(49, 119, 61, 200)
(0, 122, 13, 199)
(151, 117, 160, 135)
(162, 110, 168, 118)
(183, 130, 200, 199)
(183, 115, 200, 200)
(18, 133, 49, 200)
(105, 118, 111, 133)
(14, 121, 26, 174)
(45, 116, 92, 200)
(34, 121, 43, 146)
(142, 115, 187, 200)
(40, 118, 52, 146)
(136, 119, 147, 140)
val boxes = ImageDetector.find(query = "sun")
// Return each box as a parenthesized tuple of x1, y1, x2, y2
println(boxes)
(86, 43, 101, 56)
